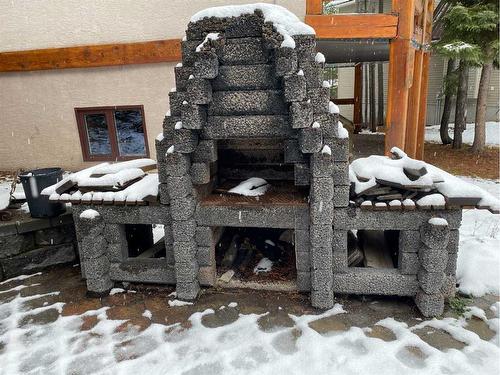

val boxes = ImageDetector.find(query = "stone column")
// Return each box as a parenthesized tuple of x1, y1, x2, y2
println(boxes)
(78, 209, 113, 295)
(415, 217, 450, 317)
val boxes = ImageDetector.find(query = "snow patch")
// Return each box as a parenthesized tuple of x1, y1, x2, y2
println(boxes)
(168, 299, 194, 307)
(428, 217, 448, 226)
(329, 101, 340, 114)
(196, 32, 220, 52)
(315, 52, 325, 64)
(80, 209, 100, 220)
(321, 145, 332, 155)
(228, 177, 269, 197)
(109, 288, 126, 295)
(254, 257, 273, 274)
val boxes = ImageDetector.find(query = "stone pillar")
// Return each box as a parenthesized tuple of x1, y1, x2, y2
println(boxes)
(415, 217, 450, 317)
(78, 209, 113, 295)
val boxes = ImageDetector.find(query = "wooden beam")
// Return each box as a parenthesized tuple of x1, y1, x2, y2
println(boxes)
(416, 52, 430, 160)
(0, 39, 182, 72)
(306, 0, 323, 15)
(385, 0, 416, 154)
(305, 14, 398, 39)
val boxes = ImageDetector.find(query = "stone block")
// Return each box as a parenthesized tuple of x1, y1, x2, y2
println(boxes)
(311, 289, 334, 309)
(311, 268, 333, 291)
(107, 243, 125, 263)
(420, 220, 450, 249)
(162, 115, 180, 140)
(284, 140, 306, 163)
(194, 51, 218, 79)
(331, 138, 349, 162)
(310, 225, 333, 248)
(314, 113, 339, 138)
(283, 72, 307, 102)
(308, 87, 330, 114)
(167, 176, 192, 199)
(35, 225, 74, 246)
(176, 281, 200, 301)
(181, 102, 207, 130)
(86, 277, 113, 295)
(195, 226, 214, 247)
(445, 252, 457, 276)
(204, 115, 292, 139)
(297, 271, 311, 292)
(299, 127, 322, 154)
(174, 129, 198, 154)
(175, 65, 194, 91)
(418, 269, 445, 294)
(414, 290, 444, 317)
(171, 196, 196, 221)
(441, 275, 456, 299)
(212, 64, 277, 91)
(218, 37, 268, 65)
(294, 229, 310, 253)
(332, 162, 349, 185)
(310, 200, 334, 225)
(164, 152, 191, 177)
(197, 246, 214, 267)
(84, 255, 110, 280)
(208, 90, 287, 116)
(294, 163, 310, 186)
(186, 78, 212, 105)
(447, 230, 459, 254)
(186, 13, 263, 40)
(311, 152, 334, 177)
(159, 183, 170, 205)
(295, 251, 310, 272)
(295, 212, 310, 230)
(311, 246, 333, 270)
(198, 265, 216, 286)
(332, 230, 347, 253)
(172, 219, 197, 242)
(175, 260, 199, 283)
(298, 60, 323, 89)
(399, 230, 421, 253)
(290, 100, 313, 129)
(333, 268, 419, 296)
(419, 247, 448, 273)
(169, 90, 187, 116)
(398, 252, 419, 275)
(190, 162, 211, 185)
(173, 240, 197, 263)
(332, 251, 348, 273)
(0, 243, 76, 279)
(0, 232, 34, 258)
(311, 177, 334, 202)
(81, 236, 107, 260)
(333, 185, 350, 207)
(275, 47, 297, 76)
(193, 140, 217, 163)
(293, 34, 316, 59)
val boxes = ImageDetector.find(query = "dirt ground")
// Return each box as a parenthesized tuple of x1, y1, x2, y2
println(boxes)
(424, 143, 500, 180)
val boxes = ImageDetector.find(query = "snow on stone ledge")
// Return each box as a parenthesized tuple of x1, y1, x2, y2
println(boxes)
(190, 3, 315, 48)
(80, 209, 100, 220)
(428, 217, 448, 226)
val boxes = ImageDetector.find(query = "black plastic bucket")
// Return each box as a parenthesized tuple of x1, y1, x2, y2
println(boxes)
(19, 168, 66, 218)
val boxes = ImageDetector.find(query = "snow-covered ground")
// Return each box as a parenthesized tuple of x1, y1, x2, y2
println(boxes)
(0, 282, 498, 374)
(425, 122, 500, 146)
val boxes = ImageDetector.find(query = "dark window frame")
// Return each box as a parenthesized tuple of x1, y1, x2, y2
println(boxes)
(75, 105, 150, 162)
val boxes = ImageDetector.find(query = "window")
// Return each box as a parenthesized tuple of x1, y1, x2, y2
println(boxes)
(75, 106, 149, 161)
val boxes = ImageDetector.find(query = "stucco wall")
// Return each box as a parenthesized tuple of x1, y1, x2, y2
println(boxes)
(0, 0, 305, 171)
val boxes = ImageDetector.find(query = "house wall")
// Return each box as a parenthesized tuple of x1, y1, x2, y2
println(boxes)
(0, 0, 305, 171)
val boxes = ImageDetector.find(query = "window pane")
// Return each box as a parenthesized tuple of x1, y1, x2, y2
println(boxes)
(84, 113, 112, 155)
(114, 109, 146, 156)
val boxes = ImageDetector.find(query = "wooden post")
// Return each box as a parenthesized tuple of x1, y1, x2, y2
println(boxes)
(306, 0, 323, 15)
(354, 63, 363, 132)
(385, 0, 416, 154)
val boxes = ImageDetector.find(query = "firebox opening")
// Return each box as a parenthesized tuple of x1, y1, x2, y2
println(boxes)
(349, 230, 400, 269)
(124, 224, 166, 259)
(215, 227, 296, 285)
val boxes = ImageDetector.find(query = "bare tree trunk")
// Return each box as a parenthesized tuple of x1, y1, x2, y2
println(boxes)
(440, 58, 455, 145)
(472, 61, 493, 153)
(453, 59, 469, 149)
(369, 63, 376, 132)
